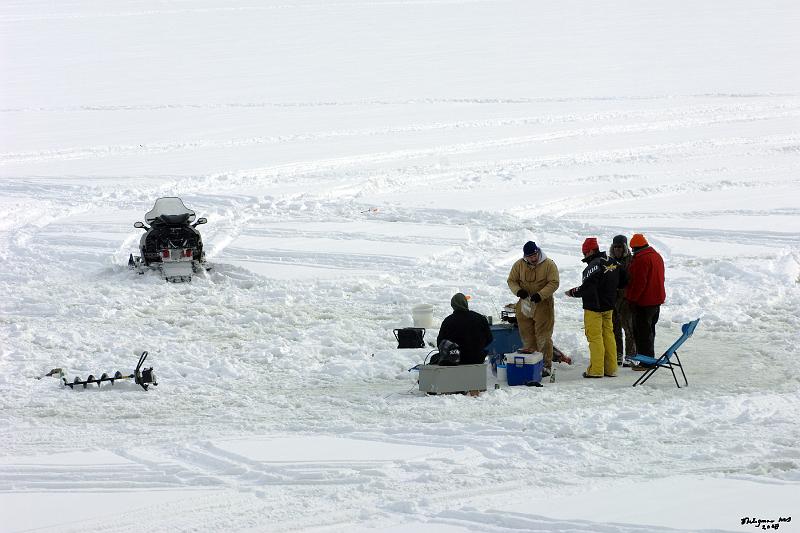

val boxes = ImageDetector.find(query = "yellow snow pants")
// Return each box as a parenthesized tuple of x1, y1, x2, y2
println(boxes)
(584, 309, 618, 377)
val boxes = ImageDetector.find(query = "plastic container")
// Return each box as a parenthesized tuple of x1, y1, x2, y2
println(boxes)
(506, 355, 544, 385)
(418, 363, 487, 394)
(496, 362, 507, 385)
(411, 304, 435, 328)
(486, 324, 523, 356)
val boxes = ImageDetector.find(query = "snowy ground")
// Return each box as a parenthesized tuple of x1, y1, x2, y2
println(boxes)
(2, 1, 800, 532)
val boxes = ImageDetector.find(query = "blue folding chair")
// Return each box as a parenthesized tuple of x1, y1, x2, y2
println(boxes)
(631, 318, 700, 388)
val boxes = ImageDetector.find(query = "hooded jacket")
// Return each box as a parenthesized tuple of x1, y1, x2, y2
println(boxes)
(626, 246, 665, 306)
(571, 251, 625, 312)
(437, 294, 493, 365)
(507, 249, 560, 303)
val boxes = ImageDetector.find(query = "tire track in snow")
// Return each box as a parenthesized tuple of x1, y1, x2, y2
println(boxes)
(3, 106, 799, 165)
(525, 177, 800, 219)
(436, 509, 694, 533)
(0, 0, 500, 24)
(310, 136, 800, 204)
(3, 94, 798, 113)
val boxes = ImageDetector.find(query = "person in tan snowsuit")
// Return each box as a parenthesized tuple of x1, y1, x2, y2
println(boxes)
(507, 241, 560, 376)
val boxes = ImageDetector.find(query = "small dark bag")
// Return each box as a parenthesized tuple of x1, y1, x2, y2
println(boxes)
(393, 327, 426, 349)
(429, 339, 461, 366)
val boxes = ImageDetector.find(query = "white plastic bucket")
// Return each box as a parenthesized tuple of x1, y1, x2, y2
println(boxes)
(496, 363, 507, 385)
(411, 304, 435, 328)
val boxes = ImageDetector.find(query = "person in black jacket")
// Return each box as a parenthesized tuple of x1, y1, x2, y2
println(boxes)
(565, 238, 627, 378)
(437, 293, 493, 365)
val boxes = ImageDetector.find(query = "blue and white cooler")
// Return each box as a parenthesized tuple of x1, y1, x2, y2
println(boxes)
(505, 351, 544, 386)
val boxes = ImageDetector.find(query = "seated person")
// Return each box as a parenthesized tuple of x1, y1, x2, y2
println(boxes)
(437, 293, 493, 365)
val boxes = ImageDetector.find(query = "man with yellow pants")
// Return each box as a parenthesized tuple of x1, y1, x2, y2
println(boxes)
(507, 241, 560, 377)
(565, 238, 626, 378)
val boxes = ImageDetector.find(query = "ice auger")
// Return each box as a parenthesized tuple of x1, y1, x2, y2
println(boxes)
(63, 351, 157, 391)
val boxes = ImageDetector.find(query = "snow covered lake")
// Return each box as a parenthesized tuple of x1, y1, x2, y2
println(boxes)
(1, 1, 799, 531)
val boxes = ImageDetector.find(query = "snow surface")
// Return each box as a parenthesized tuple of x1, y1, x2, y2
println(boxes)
(1, 0, 800, 531)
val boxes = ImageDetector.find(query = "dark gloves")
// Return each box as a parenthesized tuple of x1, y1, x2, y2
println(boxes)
(565, 287, 578, 297)
(516, 290, 543, 302)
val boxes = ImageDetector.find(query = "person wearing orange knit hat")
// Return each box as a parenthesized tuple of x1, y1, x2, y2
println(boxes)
(629, 233, 648, 249)
(625, 233, 665, 367)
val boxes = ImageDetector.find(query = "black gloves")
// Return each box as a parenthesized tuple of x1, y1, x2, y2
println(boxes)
(517, 290, 544, 302)
(565, 288, 578, 297)
(517, 290, 543, 302)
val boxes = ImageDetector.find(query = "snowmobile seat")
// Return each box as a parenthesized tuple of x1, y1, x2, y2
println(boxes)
(155, 213, 192, 225)
(631, 318, 700, 388)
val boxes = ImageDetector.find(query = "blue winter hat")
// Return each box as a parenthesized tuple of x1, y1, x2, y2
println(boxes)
(523, 241, 540, 256)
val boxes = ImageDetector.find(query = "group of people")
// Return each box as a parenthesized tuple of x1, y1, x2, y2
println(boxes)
(562, 234, 665, 378)
(436, 234, 665, 380)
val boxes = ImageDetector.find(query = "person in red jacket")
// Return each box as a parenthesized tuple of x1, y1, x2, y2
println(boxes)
(625, 233, 665, 366)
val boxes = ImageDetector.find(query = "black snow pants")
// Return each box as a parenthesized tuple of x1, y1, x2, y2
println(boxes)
(631, 304, 660, 357)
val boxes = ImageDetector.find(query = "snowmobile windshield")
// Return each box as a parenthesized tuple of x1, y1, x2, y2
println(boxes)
(144, 197, 196, 225)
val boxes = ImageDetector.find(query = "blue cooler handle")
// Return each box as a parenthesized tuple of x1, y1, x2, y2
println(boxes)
(513, 356, 525, 367)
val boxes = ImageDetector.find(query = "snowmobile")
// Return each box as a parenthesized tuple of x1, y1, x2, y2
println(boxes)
(128, 197, 209, 282)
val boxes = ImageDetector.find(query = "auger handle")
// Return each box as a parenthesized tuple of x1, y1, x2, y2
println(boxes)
(135, 351, 149, 373)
